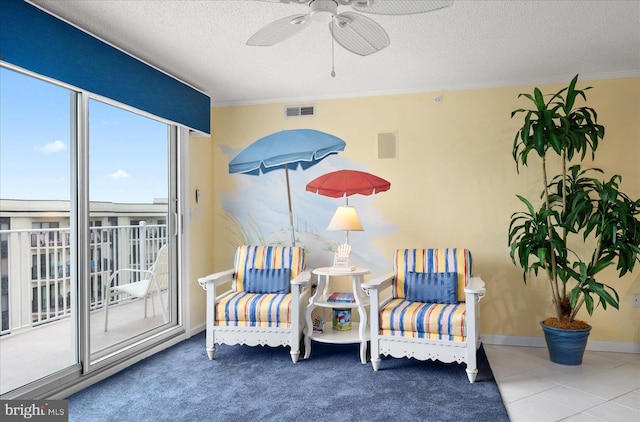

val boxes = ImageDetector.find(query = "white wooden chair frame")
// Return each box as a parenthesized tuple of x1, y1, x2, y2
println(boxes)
(362, 274, 486, 382)
(198, 269, 311, 363)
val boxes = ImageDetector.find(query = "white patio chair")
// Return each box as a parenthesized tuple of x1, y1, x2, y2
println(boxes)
(103, 244, 169, 331)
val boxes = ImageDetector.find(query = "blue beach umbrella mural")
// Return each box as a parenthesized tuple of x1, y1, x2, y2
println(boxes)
(228, 129, 346, 246)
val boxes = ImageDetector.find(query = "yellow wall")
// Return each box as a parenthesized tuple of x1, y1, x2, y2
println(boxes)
(191, 77, 640, 345)
(188, 135, 215, 330)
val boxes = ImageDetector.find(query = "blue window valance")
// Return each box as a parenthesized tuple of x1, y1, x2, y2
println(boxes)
(0, 0, 210, 134)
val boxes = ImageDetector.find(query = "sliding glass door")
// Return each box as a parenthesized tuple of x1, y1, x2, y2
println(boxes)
(0, 66, 182, 396)
(87, 98, 176, 359)
(0, 68, 77, 394)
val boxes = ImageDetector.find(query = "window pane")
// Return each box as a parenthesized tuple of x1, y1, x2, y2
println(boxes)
(0, 67, 75, 394)
(88, 99, 171, 357)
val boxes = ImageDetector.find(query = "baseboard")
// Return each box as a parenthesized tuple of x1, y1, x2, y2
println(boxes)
(585, 340, 640, 354)
(482, 334, 640, 354)
(482, 334, 547, 348)
(189, 322, 206, 338)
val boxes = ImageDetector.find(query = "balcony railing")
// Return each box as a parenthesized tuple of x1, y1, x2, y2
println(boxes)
(0, 222, 167, 335)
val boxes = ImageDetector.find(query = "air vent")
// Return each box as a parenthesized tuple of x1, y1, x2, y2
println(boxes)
(285, 104, 316, 118)
(377, 132, 398, 159)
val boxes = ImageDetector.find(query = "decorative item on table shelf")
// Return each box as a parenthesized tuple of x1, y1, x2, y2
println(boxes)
(327, 292, 355, 303)
(312, 315, 324, 333)
(332, 308, 351, 331)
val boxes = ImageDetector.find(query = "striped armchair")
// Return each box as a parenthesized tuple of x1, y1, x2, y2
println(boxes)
(362, 248, 486, 382)
(198, 245, 311, 363)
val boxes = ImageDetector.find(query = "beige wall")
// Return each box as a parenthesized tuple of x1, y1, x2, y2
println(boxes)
(188, 135, 215, 330)
(190, 77, 640, 345)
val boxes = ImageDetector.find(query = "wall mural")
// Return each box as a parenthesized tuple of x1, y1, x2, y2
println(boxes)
(219, 130, 397, 273)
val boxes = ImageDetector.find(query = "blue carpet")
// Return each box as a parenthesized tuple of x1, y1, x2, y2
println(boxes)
(68, 332, 509, 421)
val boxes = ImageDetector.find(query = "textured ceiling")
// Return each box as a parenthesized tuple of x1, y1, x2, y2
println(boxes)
(29, 0, 640, 107)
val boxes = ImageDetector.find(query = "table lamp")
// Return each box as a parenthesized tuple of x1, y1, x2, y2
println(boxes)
(327, 205, 363, 271)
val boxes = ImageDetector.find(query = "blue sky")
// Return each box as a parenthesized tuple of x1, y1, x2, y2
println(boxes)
(0, 68, 167, 204)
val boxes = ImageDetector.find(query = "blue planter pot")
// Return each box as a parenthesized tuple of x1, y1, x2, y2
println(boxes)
(540, 321, 592, 365)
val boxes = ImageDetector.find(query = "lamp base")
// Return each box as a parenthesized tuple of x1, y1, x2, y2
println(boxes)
(331, 248, 354, 272)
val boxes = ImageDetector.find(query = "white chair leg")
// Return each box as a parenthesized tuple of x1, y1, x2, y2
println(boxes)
(153, 281, 168, 323)
(290, 327, 301, 363)
(206, 346, 216, 360)
(150, 291, 156, 317)
(369, 330, 380, 371)
(368, 288, 381, 371)
(205, 316, 215, 360)
(466, 367, 478, 383)
(103, 287, 110, 332)
(205, 283, 216, 360)
(303, 331, 312, 360)
(466, 342, 478, 383)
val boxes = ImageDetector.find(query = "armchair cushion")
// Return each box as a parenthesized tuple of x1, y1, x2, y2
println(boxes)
(217, 292, 291, 328)
(405, 271, 458, 304)
(245, 268, 291, 294)
(379, 298, 466, 341)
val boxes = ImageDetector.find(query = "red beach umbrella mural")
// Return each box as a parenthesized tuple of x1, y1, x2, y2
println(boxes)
(305, 169, 391, 204)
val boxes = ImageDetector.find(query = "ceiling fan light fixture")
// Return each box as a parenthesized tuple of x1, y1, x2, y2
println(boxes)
(247, 0, 452, 53)
(310, 0, 338, 23)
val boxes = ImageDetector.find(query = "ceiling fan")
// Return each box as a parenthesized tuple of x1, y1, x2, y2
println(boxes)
(247, 0, 454, 56)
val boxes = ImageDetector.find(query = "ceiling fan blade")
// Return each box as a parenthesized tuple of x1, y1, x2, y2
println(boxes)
(331, 12, 390, 56)
(247, 14, 311, 46)
(350, 0, 453, 15)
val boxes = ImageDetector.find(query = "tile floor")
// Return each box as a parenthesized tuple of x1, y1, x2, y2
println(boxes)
(484, 344, 640, 422)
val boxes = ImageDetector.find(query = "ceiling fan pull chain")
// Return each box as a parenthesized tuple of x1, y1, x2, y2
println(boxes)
(331, 16, 336, 77)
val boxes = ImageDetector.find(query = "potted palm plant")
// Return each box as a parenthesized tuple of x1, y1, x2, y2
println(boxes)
(508, 75, 640, 365)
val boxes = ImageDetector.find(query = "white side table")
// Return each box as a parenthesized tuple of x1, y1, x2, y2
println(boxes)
(304, 267, 371, 364)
